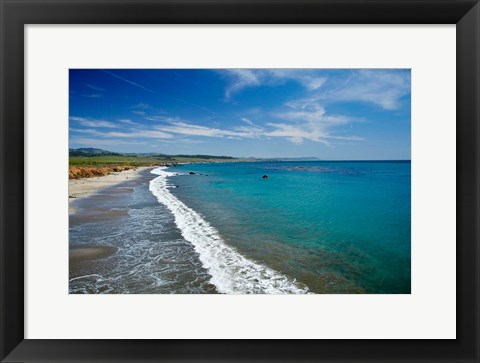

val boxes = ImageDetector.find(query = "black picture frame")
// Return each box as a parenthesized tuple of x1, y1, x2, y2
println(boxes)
(1, 0, 479, 362)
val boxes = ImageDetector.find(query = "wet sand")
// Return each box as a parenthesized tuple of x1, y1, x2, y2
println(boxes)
(69, 167, 154, 282)
(69, 167, 151, 213)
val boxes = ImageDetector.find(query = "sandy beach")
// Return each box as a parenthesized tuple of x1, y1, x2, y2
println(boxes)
(69, 166, 154, 280)
(69, 166, 151, 213)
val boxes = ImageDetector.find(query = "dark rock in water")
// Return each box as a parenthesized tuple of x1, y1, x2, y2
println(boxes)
(262, 175, 268, 179)
(189, 172, 196, 175)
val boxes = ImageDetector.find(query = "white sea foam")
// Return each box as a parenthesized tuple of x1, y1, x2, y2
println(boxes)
(149, 167, 309, 294)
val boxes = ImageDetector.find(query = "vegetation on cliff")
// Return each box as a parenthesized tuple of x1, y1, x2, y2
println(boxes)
(68, 148, 239, 179)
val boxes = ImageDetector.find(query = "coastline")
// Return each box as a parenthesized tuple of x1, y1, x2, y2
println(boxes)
(69, 166, 152, 213)
(69, 164, 220, 293)
(69, 166, 156, 287)
(149, 166, 309, 294)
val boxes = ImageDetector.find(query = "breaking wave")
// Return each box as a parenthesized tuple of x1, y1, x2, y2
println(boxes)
(149, 167, 309, 294)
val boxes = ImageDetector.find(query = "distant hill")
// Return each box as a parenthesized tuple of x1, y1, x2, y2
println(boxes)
(69, 148, 236, 160)
(69, 148, 119, 156)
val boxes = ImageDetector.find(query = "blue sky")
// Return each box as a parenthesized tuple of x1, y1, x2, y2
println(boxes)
(69, 69, 411, 159)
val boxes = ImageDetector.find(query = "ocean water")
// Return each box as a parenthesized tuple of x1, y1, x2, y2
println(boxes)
(69, 161, 410, 294)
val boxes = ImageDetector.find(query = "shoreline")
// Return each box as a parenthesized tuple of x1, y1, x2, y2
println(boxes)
(69, 166, 153, 213)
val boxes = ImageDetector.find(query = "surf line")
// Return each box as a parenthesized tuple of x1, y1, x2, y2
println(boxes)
(149, 167, 309, 294)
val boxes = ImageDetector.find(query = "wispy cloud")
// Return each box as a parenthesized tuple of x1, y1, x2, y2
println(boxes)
(144, 115, 180, 123)
(131, 102, 151, 110)
(221, 69, 328, 99)
(222, 69, 409, 110)
(266, 101, 362, 144)
(155, 121, 262, 139)
(107, 130, 173, 139)
(85, 83, 106, 92)
(82, 93, 103, 98)
(332, 70, 410, 109)
(264, 123, 328, 144)
(236, 114, 255, 126)
(277, 103, 352, 126)
(70, 126, 173, 139)
(103, 70, 164, 97)
(268, 69, 327, 91)
(108, 73, 221, 117)
(148, 105, 359, 145)
(223, 70, 261, 99)
(71, 107, 361, 146)
(265, 122, 362, 145)
(70, 116, 118, 128)
(132, 110, 146, 116)
(86, 84, 106, 92)
(289, 70, 410, 110)
(118, 119, 138, 126)
(70, 137, 148, 147)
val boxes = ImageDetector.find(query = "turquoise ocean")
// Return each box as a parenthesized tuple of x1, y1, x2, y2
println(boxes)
(70, 160, 410, 294)
(152, 160, 410, 294)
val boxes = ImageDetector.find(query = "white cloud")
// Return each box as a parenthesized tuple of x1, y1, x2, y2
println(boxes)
(265, 100, 362, 144)
(106, 130, 173, 139)
(278, 104, 352, 126)
(303, 76, 327, 90)
(70, 138, 147, 147)
(118, 119, 138, 126)
(69, 116, 118, 128)
(69, 128, 98, 134)
(221, 69, 328, 99)
(223, 69, 409, 109)
(71, 95, 362, 146)
(265, 121, 362, 145)
(268, 69, 327, 91)
(151, 111, 359, 145)
(144, 115, 180, 123)
(291, 70, 410, 110)
(154, 121, 263, 139)
(86, 84, 105, 92)
(223, 70, 261, 99)
(70, 124, 173, 139)
(265, 123, 327, 144)
(231, 125, 264, 138)
(326, 70, 410, 109)
(240, 117, 255, 125)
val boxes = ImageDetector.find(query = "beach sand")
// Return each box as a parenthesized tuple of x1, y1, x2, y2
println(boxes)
(69, 166, 151, 213)
(69, 167, 154, 281)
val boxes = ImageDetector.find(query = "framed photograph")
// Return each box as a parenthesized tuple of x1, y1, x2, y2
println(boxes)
(1, 0, 479, 362)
